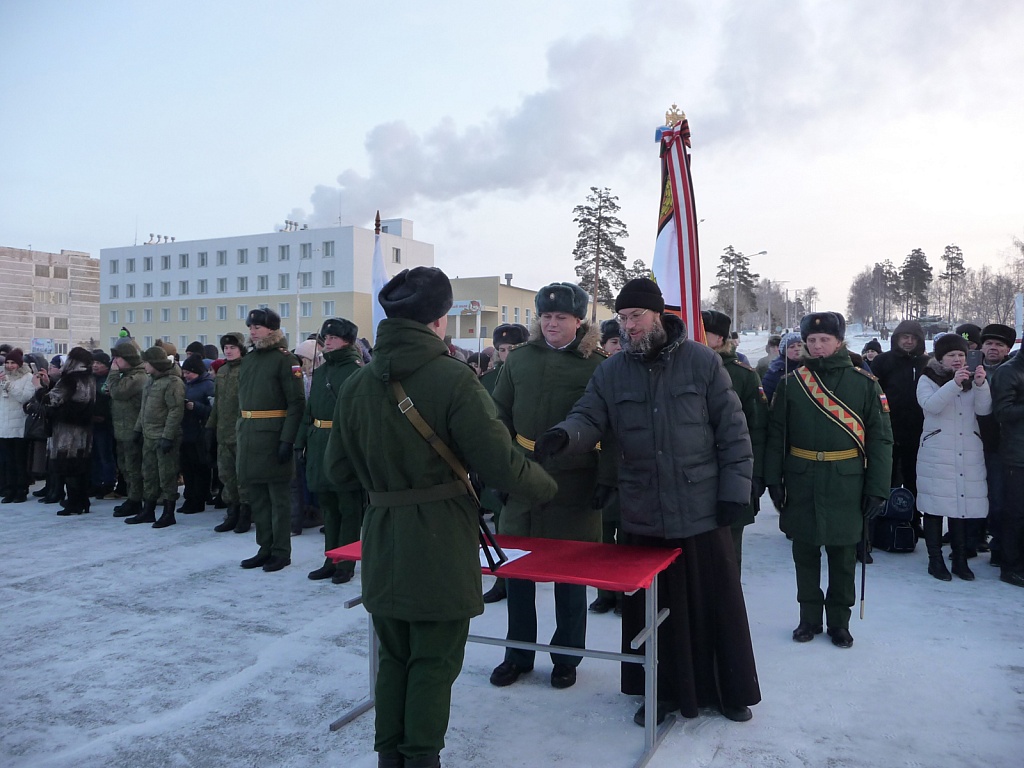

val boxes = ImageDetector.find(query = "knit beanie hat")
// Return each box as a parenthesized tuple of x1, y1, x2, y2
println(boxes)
(955, 323, 982, 346)
(862, 338, 883, 355)
(91, 350, 112, 367)
(536, 282, 589, 319)
(5, 348, 24, 367)
(780, 332, 803, 355)
(614, 278, 665, 314)
(378, 267, 454, 324)
(933, 332, 969, 361)
(181, 355, 207, 375)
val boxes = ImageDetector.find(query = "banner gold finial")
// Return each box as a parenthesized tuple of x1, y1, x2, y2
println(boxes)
(665, 103, 685, 127)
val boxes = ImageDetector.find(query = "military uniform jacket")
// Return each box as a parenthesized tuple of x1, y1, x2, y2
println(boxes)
(491, 321, 604, 540)
(765, 347, 894, 545)
(134, 368, 185, 441)
(207, 358, 242, 445)
(236, 330, 305, 485)
(720, 348, 768, 525)
(325, 319, 557, 622)
(107, 364, 146, 442)
(295, 344, 362, 493)
(478, 360, 502, 395)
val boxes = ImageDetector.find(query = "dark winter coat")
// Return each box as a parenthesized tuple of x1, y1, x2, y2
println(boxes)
(720, 348, 768, 525)
(93, 373, 112, 427)
(765, 347, 894, 545)
(325, 318, 557, 622)
(295, 344, 363, 493)
(992, 353, 1024, 468)
(236, 330, 305, 485)
(182, 371, 214, 444)
(556, 313, 753, 540)
(207, 358, 242, 445)
(44, 361, 96, 474)
(977, 358, 1006, 453)
(107, 364, 146, 442)
(870, 320, 929, 444)
(762, 353, 800, 404)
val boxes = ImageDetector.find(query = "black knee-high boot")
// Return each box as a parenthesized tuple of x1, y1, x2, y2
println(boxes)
(925, 514, 951, 581)
(949, 518, 975, 581)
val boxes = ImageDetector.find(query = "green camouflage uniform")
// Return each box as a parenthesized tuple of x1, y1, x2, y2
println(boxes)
(208, 356, 248, 505)
(135, 364, 185, 502)
(107, 362, 146, 502)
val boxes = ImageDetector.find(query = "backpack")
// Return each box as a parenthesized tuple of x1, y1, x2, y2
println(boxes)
(871, 487, 917, 553)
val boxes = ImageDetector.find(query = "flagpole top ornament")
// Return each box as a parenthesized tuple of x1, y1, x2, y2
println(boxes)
(665, 104, 686, 127)
(375, 210, 381, 236)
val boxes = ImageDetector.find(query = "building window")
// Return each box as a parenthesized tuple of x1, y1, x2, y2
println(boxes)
(109, 285, 119, 299)
(197, 306, 207, 321)
(53, 265, 68, 279)
(144, 283, 153, 297)
(144, 256, 153, 272)
(198, 279, 208, 294)
(143, 336, 153, 348)
(514, 307, 520, 323)
(323, 240, 334, 258)
(162, 335, 170, 343)
(35, 264, 50, 277)
(126, 284, 135, 298)
(217, 250, 227, 266)
(392, 247, 401, 263)
(300, 243, 312, 259)
(258, 302, 269, 309)
(481, 325, 488, 340)
(299, 272, 312, 288)
(179, 307, 188, 322)
(126, 258, 135, 273)
(176, 335, 186, 349)
(109, 310, 118, 324)
(179, 280, 189, 295)
(279, 303, 290, 318)
(161, 308, 171, 322)
(179, 253, 189, 269)
(126, 309, 136, 323)
(143, 309, 153, 323)
(161, 281, 170, 297)
(198, 251, 208, 267)
(237, 248, 248, 264)
(237, 304, 249, 320)
(501, 305, 508, 322)
(217, 305, 227, 321)
(36, 317, 51, 329)
(217, 278, 227, 293)
(323, 300, 335, 316)
(525, 309, 531, 325)
(198, 334, 207, 345)
(238, 276, 248, 292)
(279, 245, 290, 261)
(161, 254, 171, 270)
(257, 275, 268, 291)
(278, 273, 290, 290)
(322, 270, 334, 288)
(300, 301, 312, 317)
(109, 259, 119, 274)
(258, 247, 268, 263)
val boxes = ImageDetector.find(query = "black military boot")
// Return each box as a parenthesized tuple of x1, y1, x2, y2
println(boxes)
(377, 753, 404, 768)
(404, 755, 440, 768)
(233, 503, 253, 534)
(126, 500, 157, 525)
(924, 514, 951, 581)
(152, 499, 177, 529)
(308, 557, 336, 581)
(214, 504, 239, 532)
(113, 499, 142, 518)
(949, 519, 975, 581)
(482, 578, 506, 604)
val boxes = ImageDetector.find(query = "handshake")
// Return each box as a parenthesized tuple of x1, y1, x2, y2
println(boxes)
(532, 427, 569, 461)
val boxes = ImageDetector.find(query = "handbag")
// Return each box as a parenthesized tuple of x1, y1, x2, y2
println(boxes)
(23, 401, 49, 440)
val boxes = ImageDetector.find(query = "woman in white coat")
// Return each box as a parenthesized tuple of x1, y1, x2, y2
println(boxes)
(0, 348, 37, 503)
(916, 333, 991, 581)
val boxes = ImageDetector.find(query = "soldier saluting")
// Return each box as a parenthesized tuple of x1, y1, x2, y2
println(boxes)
(765, 312, 893, 648)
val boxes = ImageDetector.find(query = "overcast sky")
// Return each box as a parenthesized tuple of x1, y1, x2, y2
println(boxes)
(2, 0, 1022, 312)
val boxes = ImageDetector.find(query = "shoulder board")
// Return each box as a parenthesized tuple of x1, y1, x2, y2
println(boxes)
(594, 347, 608, 358)
(853, 366, 878, 381)
(781, 370, 798, 380)
(731, 359, 755, 372)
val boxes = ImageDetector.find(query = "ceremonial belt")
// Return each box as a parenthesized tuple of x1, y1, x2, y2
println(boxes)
(240, 409, 288, 419)
(367, 479, 468, 507)
(313, 418, 333, 429)
(516, 433, 601, 452)
(790, 447, 861, 462)
(794, 366, 866, 460)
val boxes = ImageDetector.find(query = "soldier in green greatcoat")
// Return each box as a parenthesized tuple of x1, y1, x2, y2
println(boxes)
(297, 317, 366, 584)
(702, 310, 768, 571)
(126, 346, 185, 528)
(488, 282, 605, 691)
(108, 340, 147, 519)
(236, 309, 305, 573)
(325, 267, 556, 768)
(208, 332, 252, 534)
(765, 312, 893, 648)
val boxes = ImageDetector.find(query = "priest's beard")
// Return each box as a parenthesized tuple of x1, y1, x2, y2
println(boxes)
(622, 321, 668, 358)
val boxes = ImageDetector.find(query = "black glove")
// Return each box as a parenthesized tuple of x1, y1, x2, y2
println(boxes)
(592, 484, 615, 510)
(533, 428, 569, 461)
(158, 437, 173, 455)
(295, 445, 306, 463)
(768, 484, 787, 511)
(751, 477, 766, 503)
(203, 428, 216, 458)
(716, 501, 746, 527)
(277, 441, 293, 464)
(862, 495, 887, 520)
(133, 431, 144, 447)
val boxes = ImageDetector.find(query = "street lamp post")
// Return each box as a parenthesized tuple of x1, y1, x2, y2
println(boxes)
(733, 250, 767, 331)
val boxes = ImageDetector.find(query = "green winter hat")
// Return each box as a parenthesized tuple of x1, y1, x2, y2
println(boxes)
(536, 282, 588, 319)
(111, 340, 141, 367)
(142, 346, 173, 372)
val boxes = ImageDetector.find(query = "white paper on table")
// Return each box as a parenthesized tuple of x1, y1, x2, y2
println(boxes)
(479, 547, 531, 569)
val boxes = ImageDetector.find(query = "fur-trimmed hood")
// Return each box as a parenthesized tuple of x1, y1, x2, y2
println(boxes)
(251, 328, 287, 352)
(528, 317, 601, 359)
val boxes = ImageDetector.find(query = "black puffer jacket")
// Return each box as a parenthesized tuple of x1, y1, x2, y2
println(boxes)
(992, 353, 1024, 467)
(556, 313, 752, 539)
(870, 320, 929, 443)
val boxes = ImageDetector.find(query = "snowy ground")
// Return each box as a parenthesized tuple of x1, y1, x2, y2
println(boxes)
(3, 330, 1022, 768)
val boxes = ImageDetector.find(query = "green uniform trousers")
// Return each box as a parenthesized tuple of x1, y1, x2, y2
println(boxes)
(115, 438, 143, 502)
(250, 481, 291, 559)
(141, 436, 180, 502)
(792, 540, 857, 630)
(371, 615, 470, 758)
(217, 441, 248, 505)
(320, 488, 364, 578)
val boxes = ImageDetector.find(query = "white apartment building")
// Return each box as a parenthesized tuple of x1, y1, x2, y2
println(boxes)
(99, 219, 432, 350)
